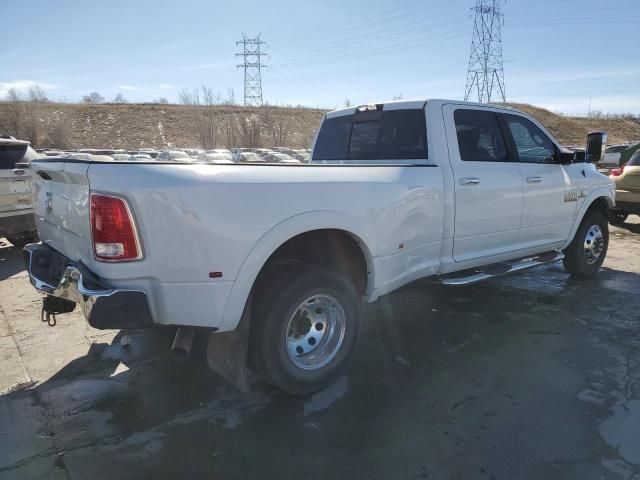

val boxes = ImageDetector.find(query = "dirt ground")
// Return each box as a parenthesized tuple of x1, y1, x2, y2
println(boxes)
(0, 219, 639, 480)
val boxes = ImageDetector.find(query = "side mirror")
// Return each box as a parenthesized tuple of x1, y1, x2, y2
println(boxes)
(586, 131, 607, 163)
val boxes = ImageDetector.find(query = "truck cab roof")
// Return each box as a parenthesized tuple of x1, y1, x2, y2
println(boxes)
(327, 99, 515, 119)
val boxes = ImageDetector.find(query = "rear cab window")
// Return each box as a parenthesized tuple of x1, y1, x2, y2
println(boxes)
(453, 109, 508, 162)
(312, 108, 427, 162)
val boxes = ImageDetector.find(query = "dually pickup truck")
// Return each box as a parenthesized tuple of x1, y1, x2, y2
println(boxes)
(24, 99, 614, 394)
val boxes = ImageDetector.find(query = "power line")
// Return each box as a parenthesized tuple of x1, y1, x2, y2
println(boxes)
(236, 34, 268, 107)
(275, 26, 468, 68)
(270, 10, 463, 59)
(464, 0, 507, 103)
(268, 0, 430, 43)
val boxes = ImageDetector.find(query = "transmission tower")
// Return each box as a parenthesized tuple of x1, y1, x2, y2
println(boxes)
(464, 0, 506, 103)
(236, 34, 268, 106)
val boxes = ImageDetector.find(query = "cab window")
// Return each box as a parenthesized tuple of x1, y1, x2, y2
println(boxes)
(454, 109, 508, 162)
(312, 109, 427, 161)
(503, 114, 556, 164)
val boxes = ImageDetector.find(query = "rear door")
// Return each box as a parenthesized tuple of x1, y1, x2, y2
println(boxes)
(0, 141, 36, 215)
(443, 105, 524, 262)
(500, 113, 576, 249)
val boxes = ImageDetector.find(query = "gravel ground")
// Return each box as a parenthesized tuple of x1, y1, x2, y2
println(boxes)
(0, 218, 639, 480)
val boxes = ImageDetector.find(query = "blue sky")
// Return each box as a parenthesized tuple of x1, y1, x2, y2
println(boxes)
(1, 0, 639, 115)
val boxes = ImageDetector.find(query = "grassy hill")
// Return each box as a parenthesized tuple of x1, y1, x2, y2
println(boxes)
(503, 103, 640, 147)
(0, 101, 638, 150)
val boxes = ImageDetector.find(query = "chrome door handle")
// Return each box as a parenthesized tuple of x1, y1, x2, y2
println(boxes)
(459, 177, 480, 185)
(13, 169, 25, 176)
(526, 176, 542, 183)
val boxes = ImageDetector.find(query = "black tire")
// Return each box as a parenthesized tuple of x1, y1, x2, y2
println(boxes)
(250, 263, 360, 395)
(7, 232, 38, 248)
(563, 210, 609, 278)
(608, 209, 628, 226)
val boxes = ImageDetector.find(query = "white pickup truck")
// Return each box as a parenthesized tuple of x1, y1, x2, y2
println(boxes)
(24, 99, 614, 394)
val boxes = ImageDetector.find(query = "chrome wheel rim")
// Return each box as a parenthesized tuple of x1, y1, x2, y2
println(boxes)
(584, 224, 605, 264)
(285, 294, 346, 370)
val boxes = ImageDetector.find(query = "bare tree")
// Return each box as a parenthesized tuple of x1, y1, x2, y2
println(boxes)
(47, 119, 70, 149)
(23, 103, 40, 145)
(82, 91, 104, 103)
(343, 98, 352, 108)
(238, 114, 261, 147)
(200, 85, 221, 106)
(153, 97, 169, 104)
(221, 115, 238, 149)
(113, 93, 127, 103)
(178, 88, 200, 106)
(196, 85, 223, 148)
(263, 108, 290, 147)
(1, 88, 24, 137)
(28, 85, 48, 102)
(6, 88, 21, 103)
(224, 87, 236, 106)
(197, 116, 218, 149)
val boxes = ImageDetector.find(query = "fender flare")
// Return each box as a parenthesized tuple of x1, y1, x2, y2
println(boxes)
(562, 187, 614, 249)
(217, 210, 375, 332)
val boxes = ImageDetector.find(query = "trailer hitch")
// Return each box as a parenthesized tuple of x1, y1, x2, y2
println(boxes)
(41, 295, 76, 327)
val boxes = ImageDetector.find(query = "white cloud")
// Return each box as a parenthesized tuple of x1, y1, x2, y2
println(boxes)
(117, 84, 175, 92)
(0, 79, 57, 97)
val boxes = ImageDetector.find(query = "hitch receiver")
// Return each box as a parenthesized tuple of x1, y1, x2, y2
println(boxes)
(41, 295, 76, 326)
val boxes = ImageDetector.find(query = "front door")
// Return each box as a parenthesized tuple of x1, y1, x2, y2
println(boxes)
(500, 113, 577, 249)
(443, 105, 524, 263)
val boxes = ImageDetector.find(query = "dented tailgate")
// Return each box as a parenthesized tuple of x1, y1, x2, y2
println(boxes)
(30, 160, 94, 265)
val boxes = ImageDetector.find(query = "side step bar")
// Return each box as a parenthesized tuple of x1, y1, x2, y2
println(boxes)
(437, 251, 564, 286)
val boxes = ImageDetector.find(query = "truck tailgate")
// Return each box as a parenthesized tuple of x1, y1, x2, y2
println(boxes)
(31, 160, 94, 265)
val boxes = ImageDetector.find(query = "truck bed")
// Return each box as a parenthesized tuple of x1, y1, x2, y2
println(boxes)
(30, 159, 445, 330)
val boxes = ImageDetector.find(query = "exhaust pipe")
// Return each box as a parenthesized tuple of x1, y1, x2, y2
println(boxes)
(170, 328, 195, 362)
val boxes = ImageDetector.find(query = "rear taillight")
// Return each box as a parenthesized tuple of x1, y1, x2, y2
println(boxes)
(90, 194, 142, 261)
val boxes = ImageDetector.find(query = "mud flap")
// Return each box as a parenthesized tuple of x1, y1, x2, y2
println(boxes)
(206, 297, 252, 392)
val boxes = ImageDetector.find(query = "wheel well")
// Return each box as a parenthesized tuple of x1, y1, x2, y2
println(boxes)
(255, 229, 369, 295)
(586, 196, 610, 216)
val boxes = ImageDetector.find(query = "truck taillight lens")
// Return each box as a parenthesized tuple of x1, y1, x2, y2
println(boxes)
(90, 194, 142, 261)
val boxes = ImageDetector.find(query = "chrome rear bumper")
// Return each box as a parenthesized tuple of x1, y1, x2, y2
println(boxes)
(24, 243, 154, 329)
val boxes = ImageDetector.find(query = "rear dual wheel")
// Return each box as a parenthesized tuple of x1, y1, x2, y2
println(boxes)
(250, 263, 360, 395)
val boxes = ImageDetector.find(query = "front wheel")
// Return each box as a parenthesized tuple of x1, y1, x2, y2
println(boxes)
(563, 210, 609, 278)
(250, 263, 360, 395)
